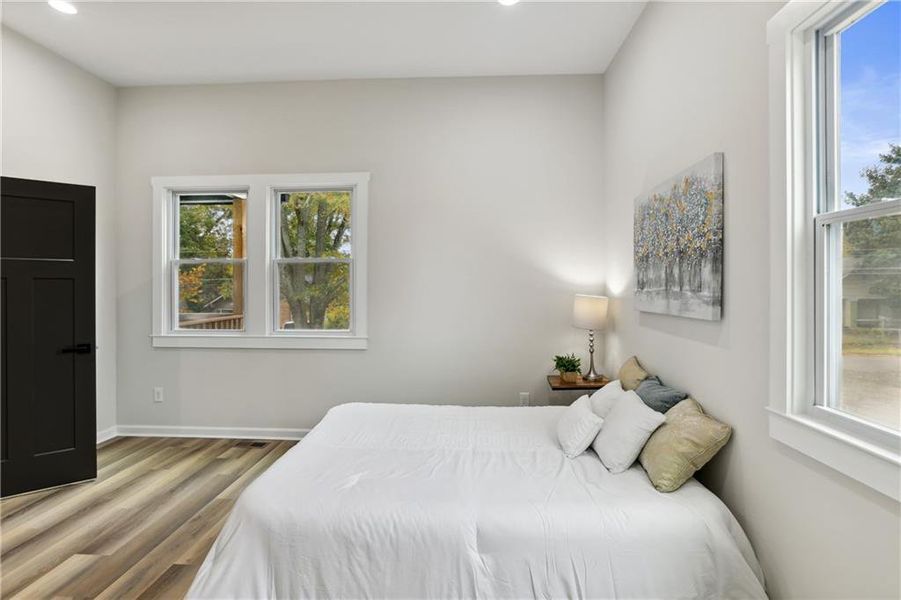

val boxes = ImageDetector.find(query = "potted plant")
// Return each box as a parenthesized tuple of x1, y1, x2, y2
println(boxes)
(554, 354, 582, 383)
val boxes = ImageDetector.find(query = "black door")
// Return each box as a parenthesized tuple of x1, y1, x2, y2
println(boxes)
(1, 176, 96, 497)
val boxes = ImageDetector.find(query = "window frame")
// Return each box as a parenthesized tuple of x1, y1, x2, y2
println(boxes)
(767, 0, 900, 501)
(170, 191, 248, 333)
(151, 173, 369, 350)
(270, 187, 355, 336)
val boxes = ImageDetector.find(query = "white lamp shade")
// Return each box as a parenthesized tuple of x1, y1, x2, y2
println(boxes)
(573, 294, 608, 330)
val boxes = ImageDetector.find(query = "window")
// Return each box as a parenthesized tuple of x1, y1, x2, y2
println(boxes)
(814, 2, 900, 433)
(768, 0, 900, 500)
(174, 193, 246, 331)
(151, 174, 368, 349)
(275, 190, 352, 332)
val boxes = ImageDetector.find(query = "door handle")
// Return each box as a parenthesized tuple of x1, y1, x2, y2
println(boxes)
(60, 343, 93, 355)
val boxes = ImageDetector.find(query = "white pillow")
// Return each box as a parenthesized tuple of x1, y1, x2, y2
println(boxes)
(556, 395, 604, 458)
(589, 379, 626, 418)
(591, 390, 665, 473)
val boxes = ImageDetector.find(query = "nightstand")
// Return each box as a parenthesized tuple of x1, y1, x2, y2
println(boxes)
(546, 375, 610, 392)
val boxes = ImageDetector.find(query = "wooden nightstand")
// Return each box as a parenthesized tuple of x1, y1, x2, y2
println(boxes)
(546, 375, 610, 392)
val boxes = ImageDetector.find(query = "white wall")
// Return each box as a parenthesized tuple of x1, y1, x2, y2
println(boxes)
(600, 3, 900, 598)
(115, 76, 604, 430)
(1, 27, 118, 436)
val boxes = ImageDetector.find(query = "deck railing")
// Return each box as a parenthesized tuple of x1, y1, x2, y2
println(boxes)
(179, 314, 244, 330)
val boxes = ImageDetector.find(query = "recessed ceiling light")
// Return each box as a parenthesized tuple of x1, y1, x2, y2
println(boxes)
(48, 0, 77, 15)
(498, 0, 521, 6)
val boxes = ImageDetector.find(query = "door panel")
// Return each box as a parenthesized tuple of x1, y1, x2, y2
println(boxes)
(1, 176, 96, 497)
(0, 195, 76, 259)
(33, 278, 77, 455)
(1, 276, 7, 463)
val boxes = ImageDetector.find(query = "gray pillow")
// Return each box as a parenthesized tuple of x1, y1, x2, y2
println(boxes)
(635, 376, 688, 413)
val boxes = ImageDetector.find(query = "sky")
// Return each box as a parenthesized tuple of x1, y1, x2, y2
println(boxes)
(840, 0, 901, 201)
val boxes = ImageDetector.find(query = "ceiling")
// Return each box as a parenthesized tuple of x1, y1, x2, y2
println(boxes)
(1, 1, 646, 87)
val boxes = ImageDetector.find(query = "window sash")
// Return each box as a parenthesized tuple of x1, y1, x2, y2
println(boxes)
(815, 1, 890, 215)
(170, 257, 247, 333)
(813, 200, 901, 441)
(270, 257, 354, 334)
(274, 188, 354, 260)
(817, 26, 839, 214)
(174, 191, 246, 260)
(170, 188, 247, 333)
(271, 189, 355, 335)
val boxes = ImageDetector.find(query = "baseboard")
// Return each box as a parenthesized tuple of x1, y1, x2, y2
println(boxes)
(114, 424, 308, 440)
(97, 426, 119, 444)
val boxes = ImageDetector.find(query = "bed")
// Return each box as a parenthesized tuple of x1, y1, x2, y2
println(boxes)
(188, 403, 766, 599)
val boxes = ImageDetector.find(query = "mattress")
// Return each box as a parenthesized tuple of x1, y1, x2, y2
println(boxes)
(188, 403, 766, 599)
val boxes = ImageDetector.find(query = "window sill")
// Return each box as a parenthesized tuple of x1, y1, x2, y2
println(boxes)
(151, 334, 368, 350)
(767, 408, 900, 501)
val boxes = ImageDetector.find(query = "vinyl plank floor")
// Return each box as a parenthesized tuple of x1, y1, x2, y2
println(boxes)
(0, 437, 295, 599)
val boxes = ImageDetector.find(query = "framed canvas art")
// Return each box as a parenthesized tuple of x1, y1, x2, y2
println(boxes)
(634, 153, 724, 320)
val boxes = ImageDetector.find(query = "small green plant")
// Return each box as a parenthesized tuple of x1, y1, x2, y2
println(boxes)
(553, 353, 581, 373)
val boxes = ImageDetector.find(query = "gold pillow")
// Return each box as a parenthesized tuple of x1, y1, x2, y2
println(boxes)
(639, 398, 732, 493)
(618, 356, 649, 390)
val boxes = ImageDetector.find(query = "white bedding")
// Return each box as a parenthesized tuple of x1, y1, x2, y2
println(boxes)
(188, 403, 766, 599)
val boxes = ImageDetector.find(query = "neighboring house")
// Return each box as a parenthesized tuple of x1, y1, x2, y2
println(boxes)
(842, 255, 901, 330)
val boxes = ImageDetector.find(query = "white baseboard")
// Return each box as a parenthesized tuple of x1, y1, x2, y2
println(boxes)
(114, 424, 308, 441)
(97, 426, 119, 444)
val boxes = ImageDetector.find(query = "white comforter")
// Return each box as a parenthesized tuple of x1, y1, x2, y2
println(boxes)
(189, 403, 766, 599)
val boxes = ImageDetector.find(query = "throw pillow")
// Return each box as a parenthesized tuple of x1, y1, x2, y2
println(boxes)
(591, 390, 665, 473)
(556, 394, 604, 459)
(589, 379, 626, 419)
(636, 375, 688, 413)
(639, 398, 732, 492)
(618, 356, 649, 390)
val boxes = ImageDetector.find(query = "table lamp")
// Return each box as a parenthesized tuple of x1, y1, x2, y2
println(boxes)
(572, 294, 608, 381)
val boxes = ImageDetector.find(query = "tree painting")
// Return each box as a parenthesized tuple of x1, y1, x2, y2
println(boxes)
(634, 153, 724, 320)
(278, 191, 351, 330)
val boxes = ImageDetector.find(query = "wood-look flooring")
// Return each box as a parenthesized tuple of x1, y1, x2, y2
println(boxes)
(0, 436, 296, 599)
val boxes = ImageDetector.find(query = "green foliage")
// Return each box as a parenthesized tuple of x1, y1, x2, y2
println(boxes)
(553, 353, 581, 373)
(279, 191, 352, 329)
(843, 144, 901, 309)
(179, 202, 235, 258)
(178, 199, 239, 313)
(845, 145, 901, 208)
(178, 263, 237, 314)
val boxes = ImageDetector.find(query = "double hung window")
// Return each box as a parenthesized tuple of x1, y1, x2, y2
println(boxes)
(151, 173, 368, 349)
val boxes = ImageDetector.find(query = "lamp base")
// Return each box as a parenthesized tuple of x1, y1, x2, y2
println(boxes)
(583, 369, 604, 382)
(582, 329, 604, 381)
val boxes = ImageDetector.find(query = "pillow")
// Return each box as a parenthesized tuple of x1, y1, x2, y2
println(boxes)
(618, 356, 649, 390)
(556, 395, 604, 459)
(636, 375, 688, 413)
(588, 379, 625, 419)
(639, 398, 732, 492)
(591, 391, 665, 473)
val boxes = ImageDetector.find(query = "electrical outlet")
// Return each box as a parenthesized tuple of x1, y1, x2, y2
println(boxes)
(153, 387, 164, 403)
(518, 392, 530, 407)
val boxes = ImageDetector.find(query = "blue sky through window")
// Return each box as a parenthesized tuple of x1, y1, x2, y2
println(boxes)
(839, 1, 900, 201)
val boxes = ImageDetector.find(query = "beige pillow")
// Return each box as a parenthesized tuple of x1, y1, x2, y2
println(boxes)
(639, 398, 732, 492)
(618, 356, 649, 390)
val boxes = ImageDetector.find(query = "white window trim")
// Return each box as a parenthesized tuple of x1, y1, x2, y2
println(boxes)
(151, 173, 369, 350)
(767, 1, 899, 501)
